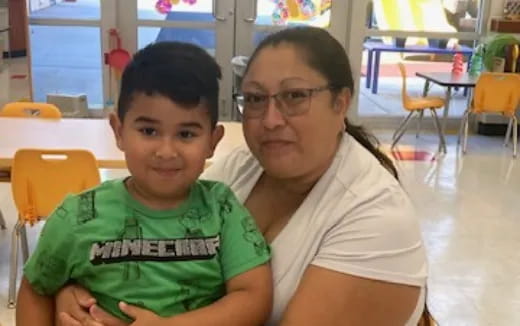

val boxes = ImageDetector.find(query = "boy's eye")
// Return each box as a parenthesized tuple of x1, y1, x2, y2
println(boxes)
(179, 130, 196, 139)
(139, 127, 157, 136)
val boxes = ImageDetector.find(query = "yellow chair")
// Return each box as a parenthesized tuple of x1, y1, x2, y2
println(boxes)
(0, 102, 63, 229)
(8, 149, 100, 308)
(392, 63, 447, 153)
(459, 73, 520, 157)
(0, 102, 62, 119)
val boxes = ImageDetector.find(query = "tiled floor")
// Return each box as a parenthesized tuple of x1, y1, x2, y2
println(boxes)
(1, 132, 520, 326)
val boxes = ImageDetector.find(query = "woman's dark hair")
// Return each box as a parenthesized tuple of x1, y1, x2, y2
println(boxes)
(244, 27, 398, 179)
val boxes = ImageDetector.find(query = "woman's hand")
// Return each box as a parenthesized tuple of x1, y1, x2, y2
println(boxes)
(118, 302, 165, 326)
(56, 285, 128, 326)
(56, 284, 96, 326)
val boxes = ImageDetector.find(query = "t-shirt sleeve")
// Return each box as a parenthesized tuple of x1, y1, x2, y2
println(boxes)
(23, 195, 78, 296)
(311, 187, 427, 287)
(216, 186, 271, 281)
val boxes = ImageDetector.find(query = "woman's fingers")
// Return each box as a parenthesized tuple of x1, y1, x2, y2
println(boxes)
(73, 285, 97, 308)
(56, 285, 95, 324)
(90, 304, 129, 326)
(58, 312, 85, 326)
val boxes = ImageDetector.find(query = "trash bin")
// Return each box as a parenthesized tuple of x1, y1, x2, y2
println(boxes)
(231, 56, 249, 120)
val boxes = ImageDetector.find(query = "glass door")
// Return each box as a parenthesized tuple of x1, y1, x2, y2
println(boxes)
(233, 1, 351, 120)
(350, 0, 492, 128)
(234, 0, 348, 56)
(117, 0, 236, 120)
(27, 0, 114, 112)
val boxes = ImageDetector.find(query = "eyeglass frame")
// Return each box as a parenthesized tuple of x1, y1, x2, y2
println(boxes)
(233, 85, 336, 119)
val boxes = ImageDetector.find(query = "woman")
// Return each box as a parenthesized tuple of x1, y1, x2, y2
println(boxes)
(57, 26, 427, 326)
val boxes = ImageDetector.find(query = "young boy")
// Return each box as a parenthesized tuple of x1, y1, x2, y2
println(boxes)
(17, 42, 272, 326)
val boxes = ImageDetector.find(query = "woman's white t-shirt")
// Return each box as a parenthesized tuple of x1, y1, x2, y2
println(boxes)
(202, 134, 427, 326)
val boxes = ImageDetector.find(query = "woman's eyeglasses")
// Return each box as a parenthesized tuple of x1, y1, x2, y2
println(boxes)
(234, 86, 332, 119)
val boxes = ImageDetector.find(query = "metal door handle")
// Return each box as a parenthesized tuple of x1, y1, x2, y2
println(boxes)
(244, 0, 258, 23)
(212, 0, 226, 21)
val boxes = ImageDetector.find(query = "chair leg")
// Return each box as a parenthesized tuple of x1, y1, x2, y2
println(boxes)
(0, 209, 6, 229)
(457, 109, 471, 145)
(505, 119, 513, 147)
(392, 111, 415, 149)
(513, 116, 518, 158)
(431, 109, 447, 154)
(416, 110, 424, 138)
(20, 224, 29, 263)
(462, 111, 471, 154)
(392, 112, 411, 141)
(8, 221, 22, 308)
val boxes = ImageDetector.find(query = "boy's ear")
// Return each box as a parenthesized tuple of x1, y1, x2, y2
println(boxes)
(207, 125, 225, 159)
(109, 113, 124, 151)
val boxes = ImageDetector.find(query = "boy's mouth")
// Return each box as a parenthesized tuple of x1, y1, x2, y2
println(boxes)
(151, 167, 182, 176)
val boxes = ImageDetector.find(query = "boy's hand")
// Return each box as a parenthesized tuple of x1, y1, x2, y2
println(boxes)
(119, 302, 166, 326)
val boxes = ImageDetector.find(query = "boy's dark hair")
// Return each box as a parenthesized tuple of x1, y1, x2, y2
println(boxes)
(117, 42, 222, 128)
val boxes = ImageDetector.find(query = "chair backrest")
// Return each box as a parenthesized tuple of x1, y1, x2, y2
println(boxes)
(11, 149, 100, 224)
(472, 73, 520, 116)
(397, 62, 412, 106)
(0, 102, 62, 119)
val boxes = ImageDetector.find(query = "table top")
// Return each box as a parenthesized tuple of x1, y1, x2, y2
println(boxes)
(364, 42, 473, 54)
(0, 118, 244, 169)
(415, 72, 479, 87)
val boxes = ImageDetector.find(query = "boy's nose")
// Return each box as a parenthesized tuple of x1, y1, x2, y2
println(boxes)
(155, 138, 178, 159)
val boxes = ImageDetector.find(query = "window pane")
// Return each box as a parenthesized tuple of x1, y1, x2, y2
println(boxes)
(30, 25, 103, 108)
(29, 0, 100, 20)
(138, 27, 216, 56)
(367, 0, 481, 33)
(359, 37, 472, 117)
(138, 0, 214, 21)
(256, 0, 332, 27)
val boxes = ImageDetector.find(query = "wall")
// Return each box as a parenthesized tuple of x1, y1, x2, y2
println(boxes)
(490, 0, 505, 17)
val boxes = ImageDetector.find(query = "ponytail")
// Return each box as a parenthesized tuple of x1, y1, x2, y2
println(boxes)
(344, 119, 399, 180)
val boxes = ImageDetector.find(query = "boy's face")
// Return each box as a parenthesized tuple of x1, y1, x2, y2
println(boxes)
(110, 93, 223, 206)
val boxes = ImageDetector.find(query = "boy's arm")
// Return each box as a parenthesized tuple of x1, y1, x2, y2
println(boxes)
(121, 264, 272, 326)
(17, 277, 54, 326)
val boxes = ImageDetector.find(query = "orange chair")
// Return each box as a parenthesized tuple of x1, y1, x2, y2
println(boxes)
(7, 149, 100, 308)
(459, 73, 520, 157)
(0, 102, 62, 119)
(0, 102, 63, 227)
(393, 63, 447, 153)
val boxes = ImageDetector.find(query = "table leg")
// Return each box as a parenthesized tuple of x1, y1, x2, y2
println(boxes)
(372, 51, 381, 94)
(422, 80, 431, 97)
(442, 86, 452, 134)
(464, 54, 472, 97)
(366, 50, 373, 89)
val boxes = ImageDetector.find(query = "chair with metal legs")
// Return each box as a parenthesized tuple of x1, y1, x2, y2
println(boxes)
(392, 63, 447, 153)
(458, 73, 520, 157)
(7, 149, 100, 308)
(0, 102, 63, 236)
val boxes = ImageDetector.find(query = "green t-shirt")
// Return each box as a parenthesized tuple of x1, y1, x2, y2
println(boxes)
(24, 178, 270, 321)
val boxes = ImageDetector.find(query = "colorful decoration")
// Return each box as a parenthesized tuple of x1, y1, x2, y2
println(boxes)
(469, 44, 484, 76)
(452, 50, 464, 75)
(155, 0, 197, 14)
(271, 0, 331, 25)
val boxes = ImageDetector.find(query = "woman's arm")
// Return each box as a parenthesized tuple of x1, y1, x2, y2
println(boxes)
(17, 277, 54, 326)
(280, 266, 420, 326)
